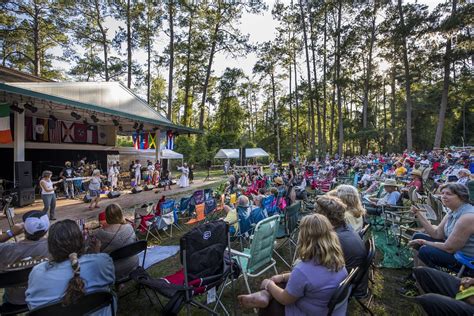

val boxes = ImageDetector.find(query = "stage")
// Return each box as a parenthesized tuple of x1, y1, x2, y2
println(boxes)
(0, 178, 223, 231)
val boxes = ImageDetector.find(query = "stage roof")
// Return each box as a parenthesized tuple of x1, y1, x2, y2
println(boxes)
(0, 82, 200, 134)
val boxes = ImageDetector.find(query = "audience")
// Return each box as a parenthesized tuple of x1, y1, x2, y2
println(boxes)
(26, 220, 115, 315)
(365, 179, 401, 215)
(0, 211, 49, 307)
(92, 203, 138, 281)
(238, 214, 348, 315)
(409, 183, 474, 272)
(413, 267, 474, 315)
(328, 184, 366, 232)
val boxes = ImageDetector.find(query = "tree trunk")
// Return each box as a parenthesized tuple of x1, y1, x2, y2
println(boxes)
(199, 15, 220, 130)
(94, 0, 109, 81)
(167, 0, 174, 120)
(361, 3, 377, 155)
(308, 4, 322, 157)
(271, 71, 280, 160)
(32, 1, 40, 77)
(383, 80, 388, 152)
(434, 0, 456, 149)
(336, 0, 343, 156)
(289, 61, 294, 158)
(294, 51, 300, 157)
(397, 0, 413, 151)
(183, 8, 194, 126)
(322, 5, 328, 156)
(126, 0, 132, 88)
(298, 0, 316, 158)
(146, 30, 151, 103)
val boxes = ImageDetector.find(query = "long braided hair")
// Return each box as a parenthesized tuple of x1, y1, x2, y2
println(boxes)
(47, 220, 86, 305)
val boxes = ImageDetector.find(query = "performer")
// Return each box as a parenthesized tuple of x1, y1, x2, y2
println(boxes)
(108, 162, 119, 190)
(133, 159, 142, 187)
(60, 161, 77, 199)
(153, 160, 161, 185)
(177, 163, 190, 188)
(189, 164, 194, 184)
(146, 161, 155, 185)
(84, 169, 104, 209)
(40, 171, 62, 220)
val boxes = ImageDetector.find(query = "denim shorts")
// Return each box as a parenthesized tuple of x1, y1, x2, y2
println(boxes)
(89, 190, 101, 197)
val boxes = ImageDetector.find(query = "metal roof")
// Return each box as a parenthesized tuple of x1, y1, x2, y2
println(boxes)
(0, 82, 201, 134)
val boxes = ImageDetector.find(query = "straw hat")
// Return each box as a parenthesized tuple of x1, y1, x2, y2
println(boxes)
(382, 179, 400, 187)
(411, 169, 422, 177)
(274, 177, 284, 185)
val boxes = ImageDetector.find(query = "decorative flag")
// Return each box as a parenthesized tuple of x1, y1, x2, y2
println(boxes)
(48, 119, 62, 143)
(148, 133, 156, 149)
(166, 130, 174, 150)
(86, 125, 98, 144)
(0, 103, 13, 144)
(132, 132, 139, 149)
(32, 117, 49, 142)
(62, 122, 75, 143)
(140, 132, 149, 149)
(97, 126, 107, 145)
(74, 123, 88, 143)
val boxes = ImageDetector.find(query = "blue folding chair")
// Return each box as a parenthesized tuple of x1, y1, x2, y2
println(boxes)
(262, 196, 276, 216)
(179, 196, 193, 216)
(204, 198, 217, 215)
(236, 206, 252, 249)
(192, 190, 205, 205)
(249, 207, 267, 225)
(455, 251, 474, 277)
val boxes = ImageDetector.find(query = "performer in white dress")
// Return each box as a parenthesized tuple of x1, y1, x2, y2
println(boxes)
(108, 162, 119, 190)
(177, 163, 190, 188)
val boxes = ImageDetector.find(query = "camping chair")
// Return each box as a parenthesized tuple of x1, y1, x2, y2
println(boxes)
(28, 291, 116, 316)
(192, 190, 205, 205)
(0, 266, 34, 315)
(350, 236, 376, 316)
(204, 197, 217, 216)
(274, 201, 301, 269)
(185, 203, 206, 225)
(262, 195, 276, 216)
(134, 203, 157, 235)
(230, 215, 280, 294)
(144, 200, 176, 240)
(248, 207, 266, 226)
(235, 205, 253, 249)
(455, 251, 474, 277)
(327, 267, 359, 316)
(130, 221, 236, 316)
(383, 202, 416, 247)
(109, 240, 148, 297)
(179, 196, 193, 217)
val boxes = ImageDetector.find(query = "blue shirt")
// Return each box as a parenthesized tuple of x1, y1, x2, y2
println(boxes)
(285, 260, 348, 316)
(26, 253, 115, 316)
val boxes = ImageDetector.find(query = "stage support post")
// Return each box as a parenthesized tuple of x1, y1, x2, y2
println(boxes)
(13, 111, 25, 187)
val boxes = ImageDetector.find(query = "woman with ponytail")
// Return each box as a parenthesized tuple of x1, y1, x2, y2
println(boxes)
(26, 220, 115, 315)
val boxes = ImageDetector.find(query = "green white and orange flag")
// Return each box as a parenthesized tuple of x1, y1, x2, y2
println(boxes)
(0, 102, 13, 144)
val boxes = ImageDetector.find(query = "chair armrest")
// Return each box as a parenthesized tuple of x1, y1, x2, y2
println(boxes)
(230, 248, 251, 258)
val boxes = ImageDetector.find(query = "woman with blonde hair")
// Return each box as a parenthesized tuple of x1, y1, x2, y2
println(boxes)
(238, 214, 348, 315)
(329, 184, 366, 232)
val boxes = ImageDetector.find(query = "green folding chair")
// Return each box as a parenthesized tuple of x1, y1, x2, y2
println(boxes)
(274, 201, 301, 269)
(230, 215, 280, 294)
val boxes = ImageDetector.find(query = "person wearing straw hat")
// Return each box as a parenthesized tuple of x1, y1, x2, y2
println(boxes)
(402, 169, 424, 194)
(457, 168, 471, 186)
(365, 179, 401, 215)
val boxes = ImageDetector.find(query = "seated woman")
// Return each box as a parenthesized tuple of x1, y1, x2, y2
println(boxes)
(409, 183, 474, 273)
(328, 184, 366, 232)
(92, 203, 138, 281)
(26, 220, 115, 315)
(238, 214, 348, 316)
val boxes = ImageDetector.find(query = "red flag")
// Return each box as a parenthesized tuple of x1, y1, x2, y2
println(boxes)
(74, 123, 88, 143)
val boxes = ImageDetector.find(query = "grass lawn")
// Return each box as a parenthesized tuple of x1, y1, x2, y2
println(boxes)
(116, 183, 425, 316)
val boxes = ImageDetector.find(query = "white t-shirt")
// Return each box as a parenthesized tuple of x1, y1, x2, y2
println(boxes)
(40, 179, 54, 195)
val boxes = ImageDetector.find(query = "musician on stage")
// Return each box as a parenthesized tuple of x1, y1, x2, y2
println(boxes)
(40, 170, 62, 220)
(0, 211, 50, 307)
(60, 161, 78, 199)
(133, 159, 142, 187)
(108, 162, 119, 190)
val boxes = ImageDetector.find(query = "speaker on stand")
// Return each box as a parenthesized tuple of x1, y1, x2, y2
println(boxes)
(204, 160, 212, 182)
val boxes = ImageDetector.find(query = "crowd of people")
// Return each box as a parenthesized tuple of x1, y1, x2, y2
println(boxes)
(1, 147, 473, 315)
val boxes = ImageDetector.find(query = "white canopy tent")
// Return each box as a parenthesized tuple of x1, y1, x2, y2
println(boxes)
(214, 148, 269, 159)
(161, 149, 184, 160)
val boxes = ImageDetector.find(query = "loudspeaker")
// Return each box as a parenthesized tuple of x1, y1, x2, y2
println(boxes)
(107, 191, 121, 199)
(144, 184, 155, 191)
(15, 161, 32, 189)
(83, 194, 92, 203)
(13, 187, 35, 207)
(240, 148, 246, 166)
(206, 160, 212, 168)
(132, 186, 143, 194)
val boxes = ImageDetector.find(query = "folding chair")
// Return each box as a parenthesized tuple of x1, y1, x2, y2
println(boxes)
(230, 215, 280, 294)
(130, 221, 237, 316)
(350, 236, 376, 316)
(327, 267, 359, 316)
(261, 195, 276, 216)
(179, 196, 193, 217)
(0, 266, 34, 315)
(192, 190, 205, 205)
(248, 207, 266, 225)
(109, 240, 148, 298)
(185, 203, 205, 225)
(274, 201, 301, 269)
(29, 290, 116, 316)
(145, 200, 176, 240)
